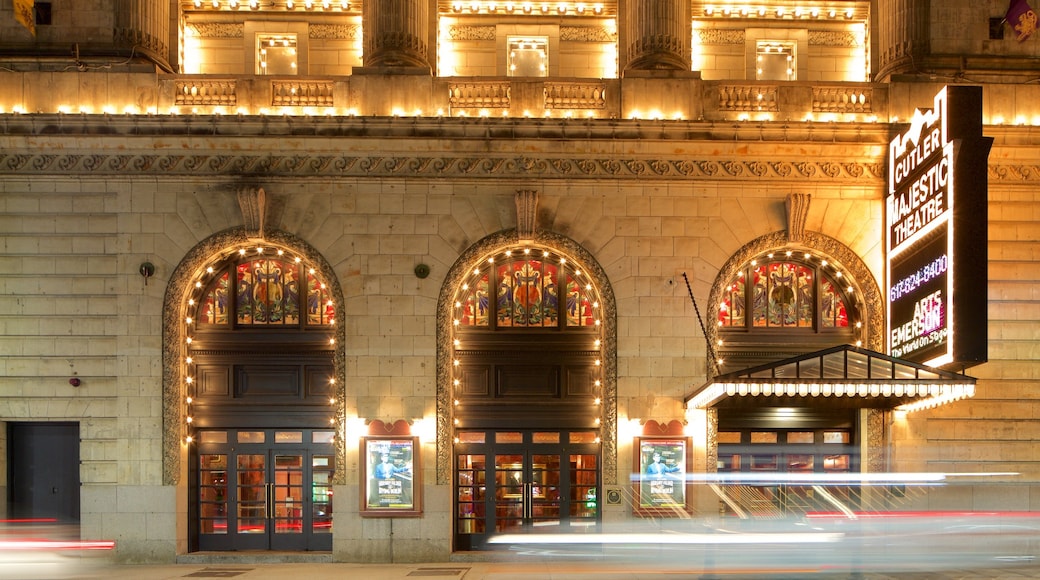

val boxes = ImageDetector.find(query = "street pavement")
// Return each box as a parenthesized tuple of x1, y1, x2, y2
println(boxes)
(23, 559, 1040, 580)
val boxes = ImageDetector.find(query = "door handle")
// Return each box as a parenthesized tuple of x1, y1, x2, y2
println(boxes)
(265, 483, 274, 519)
(524, 483, 532, 520)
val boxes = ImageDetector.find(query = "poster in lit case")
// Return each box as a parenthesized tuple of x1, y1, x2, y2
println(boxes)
(361, 437, 422, 516)
(636, 438, 687, 510)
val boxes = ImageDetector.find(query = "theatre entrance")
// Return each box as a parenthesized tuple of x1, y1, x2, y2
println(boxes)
(177, 246, 340, 552)
(448, 244, 608, 551)
(455, 430, 600, 549)
(192, 428, 335, 551)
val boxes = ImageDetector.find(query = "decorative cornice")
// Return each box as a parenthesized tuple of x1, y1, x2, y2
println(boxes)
(0, 153, 884, 181)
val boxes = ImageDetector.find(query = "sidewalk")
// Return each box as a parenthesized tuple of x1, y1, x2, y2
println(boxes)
(30, 559, 1040, 580)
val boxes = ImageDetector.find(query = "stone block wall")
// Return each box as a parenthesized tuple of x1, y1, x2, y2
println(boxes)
(1, 74, 1040, 561)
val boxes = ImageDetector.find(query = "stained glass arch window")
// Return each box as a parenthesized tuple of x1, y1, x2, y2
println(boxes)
(715, 251, 863, 371)
(196, 252, 335, 328)
(719, 253, 859, 332)
(453, 246, 600, 330)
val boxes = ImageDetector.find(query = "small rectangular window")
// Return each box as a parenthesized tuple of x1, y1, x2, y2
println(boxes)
(756, 41, 796, 81)
(718, 431, 742, 444)
(823, 431, 850, 444)
(533, 432, 560, 444)
(200, 431, 228, 444)
(275, 431, 303, 443)
(569, 432, 598, 444)
(257, 34, 298, 76)
(787, 432, 815, 444)
(237, 431, 265, 443)
(750, 431, 778, 444)
(495, 432, 523, 444)
(312, 431, 335, 444)
(457, 431, 486, 444)
(508, 37, 548, 77)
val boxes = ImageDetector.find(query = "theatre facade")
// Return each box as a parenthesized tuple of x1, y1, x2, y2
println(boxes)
(1, 0, 1040, 564)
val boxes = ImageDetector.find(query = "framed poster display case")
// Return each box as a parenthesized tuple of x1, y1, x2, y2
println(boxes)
(361, 436, 422, 517)
(633, 437, 690, 515)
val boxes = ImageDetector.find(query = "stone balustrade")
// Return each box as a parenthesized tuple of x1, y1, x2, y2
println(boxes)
(19, 71, 1040, 126)
(175, 79, 238, 107)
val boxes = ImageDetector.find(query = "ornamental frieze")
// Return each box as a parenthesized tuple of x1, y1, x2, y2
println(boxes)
(560, 26, 618, 42)
(309, 24, 359, 40)
(697, 28, 744, 45)
(808, 30, 860, 47)
(0, 152, 885, 181)
(188, 22, 244, 38)
(448, 25, 496, 41)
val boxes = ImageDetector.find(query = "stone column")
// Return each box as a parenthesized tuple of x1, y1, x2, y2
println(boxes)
(114, 0, 171, 71)
(621, 0, 691, 72)
(363, 0, 431, 69)
(875, 0, 929, 81)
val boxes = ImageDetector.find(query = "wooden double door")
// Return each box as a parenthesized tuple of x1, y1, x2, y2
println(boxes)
(455, 430, 600, 550)
(192, 428, 334, 551)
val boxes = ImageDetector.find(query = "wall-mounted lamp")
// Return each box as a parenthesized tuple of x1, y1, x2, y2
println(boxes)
(139, 262, 156, 285)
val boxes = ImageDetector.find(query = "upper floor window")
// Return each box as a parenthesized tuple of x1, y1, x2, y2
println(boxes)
(257, 34, 298, 75)
(756, 41, 795, 81)
(719, 256, 852, 330)
(508, 37, 548, 77)
(198, 256, 334, 327)
(455, 247, 599, 330)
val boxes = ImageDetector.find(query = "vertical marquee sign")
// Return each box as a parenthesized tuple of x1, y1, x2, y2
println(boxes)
(886, 85, 991, 369)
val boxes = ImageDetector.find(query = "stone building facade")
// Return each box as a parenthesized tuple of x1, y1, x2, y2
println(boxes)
(0, 0, 1039, 564)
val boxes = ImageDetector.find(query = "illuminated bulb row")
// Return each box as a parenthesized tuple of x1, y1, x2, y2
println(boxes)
(451, 247, 604, 435)
(703, 6, 856, 19)
(191, 0, 350, 10)
(17, 106, 897, 125)
(451, 2, 604, 15)
(690, 381, 975, 410)
(182, 244, 337, 444)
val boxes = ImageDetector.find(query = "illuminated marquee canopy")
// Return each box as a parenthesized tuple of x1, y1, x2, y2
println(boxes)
(886, 86, 991, 369)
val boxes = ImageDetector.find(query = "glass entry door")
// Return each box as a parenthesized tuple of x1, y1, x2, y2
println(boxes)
(194, 429, 334, 551)
(455, 430, 599, 550)
(493, 452, 562, 534)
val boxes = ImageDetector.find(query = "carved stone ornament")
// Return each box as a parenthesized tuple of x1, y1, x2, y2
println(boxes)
(515, 190, 538, 242)
(188, 22, 245, 39)
(697, 29, 745, 45)
(560, 26, 618, 42)
(448, 25, 496, 41)
(0, 152, 885, 182)
(237, 186, 267, 239)
(309, 24, 359, 40)
(785, 192, 811, 243)
(809, 30, 861, 48)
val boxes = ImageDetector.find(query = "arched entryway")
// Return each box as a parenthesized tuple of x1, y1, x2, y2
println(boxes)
(436, 230, 616, 551)
(162, 228, 346, 552)
(698, 230, 887, 516)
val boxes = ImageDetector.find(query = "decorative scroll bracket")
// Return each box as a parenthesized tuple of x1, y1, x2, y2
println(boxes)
(237, 186, 267, 240)
(785, 192, 811, 243)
